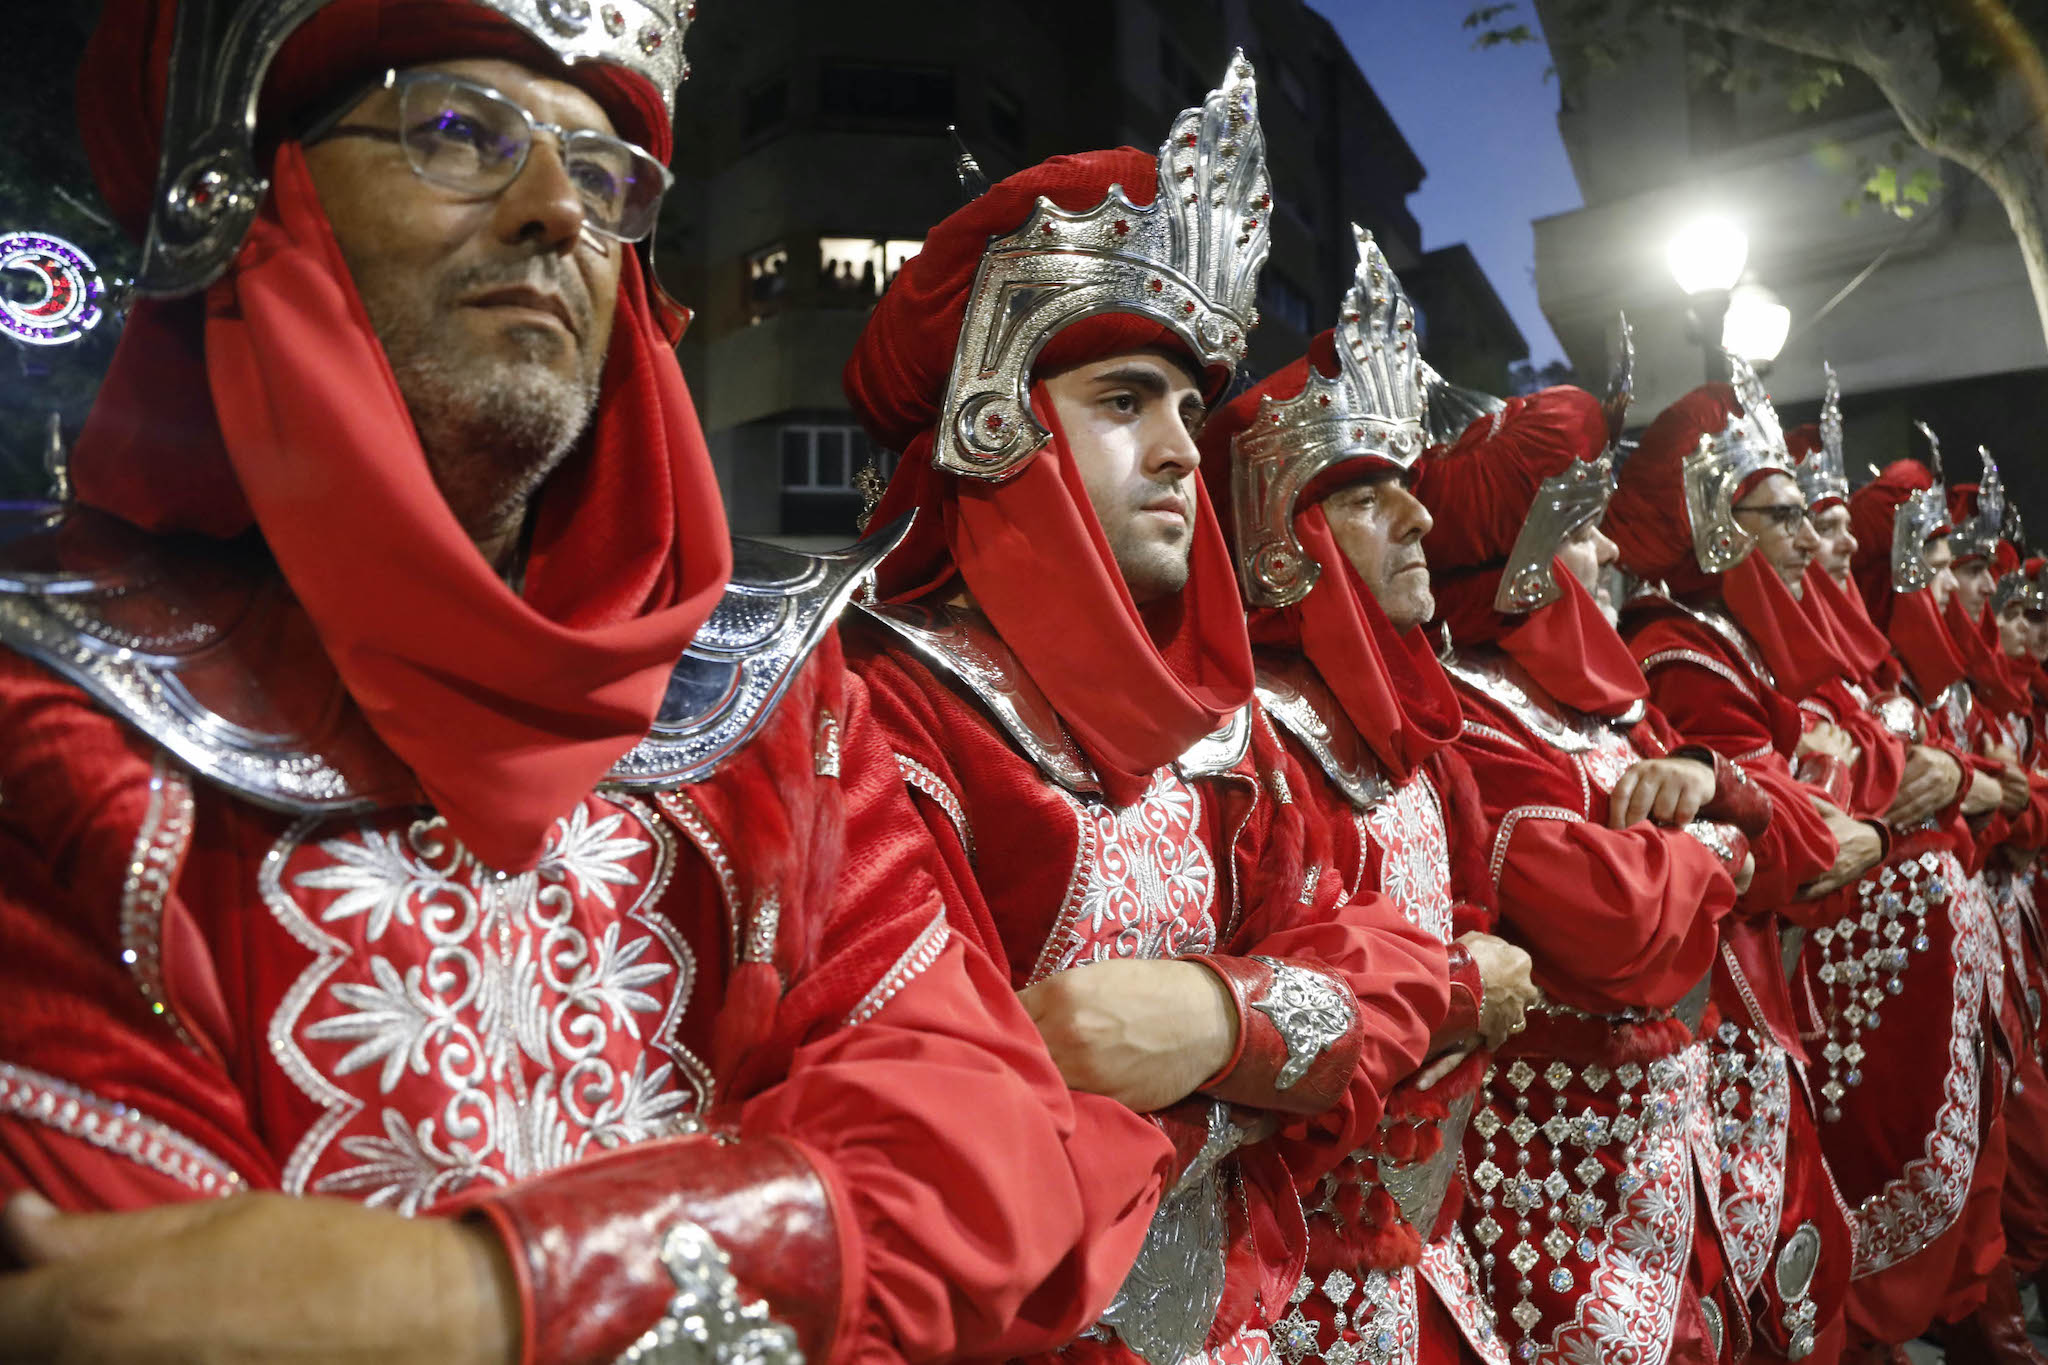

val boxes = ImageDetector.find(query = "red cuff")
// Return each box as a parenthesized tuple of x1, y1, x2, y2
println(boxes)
(1793, 752, 1852, 811)
(1187, 953, 1362, 1115)
(1678, 747, 1775, 838)
(464, 1134, 837, 1365)
(1439, 943, 1482, 1047)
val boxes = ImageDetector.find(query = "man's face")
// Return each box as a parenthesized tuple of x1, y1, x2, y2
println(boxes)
(1321, 468, 1434, 630)
(1556, 519, 1620, 614)
(1954, 559, 1996, 619)
(303, 58, 625, 543)
(2028, 609, 2048, 663)
(1811, 503, 1857, 586)
(1041, 348, 1207, 606)
(1731, 472, 1819, 599)
(1926, 537, 1958, 611)
(1998, 599, 2032, 660)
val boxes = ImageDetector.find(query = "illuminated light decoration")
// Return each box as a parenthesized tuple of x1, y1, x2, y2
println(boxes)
(0, 232, 105, 347)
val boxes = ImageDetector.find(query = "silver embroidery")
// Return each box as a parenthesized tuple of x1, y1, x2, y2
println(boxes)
(1249, 957, 1354, 1089)
(845, 905, 952, 1026)
(893, 754, 974, 858)
(1488, 805, 1585, 892)
(1030, 769, 1219, 983)
(263, 797, 705, 1213)
(118, 754, 198, 1049)
(1638, 649, 1758, 703)
(0, 1062, 245, 1196)
(615, 1219, 805, 1365)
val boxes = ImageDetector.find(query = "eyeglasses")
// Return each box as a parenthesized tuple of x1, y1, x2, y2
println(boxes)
(305, 69, 673, 243)
(1732, 501, 1813, 533)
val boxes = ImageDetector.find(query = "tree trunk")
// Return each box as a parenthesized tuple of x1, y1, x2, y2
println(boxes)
(1662, 2, 2048, 352)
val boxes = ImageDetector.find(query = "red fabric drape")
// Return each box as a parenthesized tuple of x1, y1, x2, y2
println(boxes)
(69, 3, 730, 871)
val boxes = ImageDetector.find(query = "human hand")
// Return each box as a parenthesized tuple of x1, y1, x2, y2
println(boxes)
(1798, 798, 1884, 899)
(1888, 745, 1964, 826)
(1734, 852, 1756, 895)
(1997, 763, 2031, 815)
(1964, 767, 2004, 817)
(0, 1190, 518, 1365)
(1019, 958, 1239, 1112)
(1797, 721, 1857, 764)
(1417, 933, 1540, 1089)
(1608, 758, 1716, 830)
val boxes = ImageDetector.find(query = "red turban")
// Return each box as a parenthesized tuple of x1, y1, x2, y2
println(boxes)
(1608, 383, 1837, 700)
(67, 0, 729, 872)
(1413, 386, 1645, 715)
(846, 150, 1251, 803)
(1847, 461, 1965, 695)
(1195, 334, 1460, 782)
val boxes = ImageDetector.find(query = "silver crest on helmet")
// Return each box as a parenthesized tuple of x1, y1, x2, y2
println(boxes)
(135, 0, 695, 299)
(1681, 351, 1792, 574)
(1796, 362, 1850, 511)
(1420, 363, 1505, 447)
(1892, 485, 1948, 593)
(934, 51, 1270, 481)
(1227, 226, 1423, 608)
(1948, 444, 2006, 565)
(1491, 313, 1631, 614)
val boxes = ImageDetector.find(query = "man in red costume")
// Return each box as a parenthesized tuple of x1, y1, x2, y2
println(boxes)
(0, 2, 1181, 1361)
(1197, 228, 1540, 1365)
(1613, 367, 2007, 1365)
(1416, 344, 1819, 1365)
(844, 58, 1450, 1365)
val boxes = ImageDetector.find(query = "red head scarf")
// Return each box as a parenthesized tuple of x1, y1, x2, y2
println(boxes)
(1847, 460, 1966, 696)
(1606, 383, 1837, 700)
(1412, 386, 1646, 715)
(69, 0, 729, 872)
(1194, 334, 1460, 781)
(844, 150, 1253, 803)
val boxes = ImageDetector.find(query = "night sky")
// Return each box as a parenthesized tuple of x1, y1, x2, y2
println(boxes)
(1316, 0, 1580, 368)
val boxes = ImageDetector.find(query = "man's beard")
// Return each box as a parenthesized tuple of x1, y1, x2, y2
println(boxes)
(360, 260, 602, 540)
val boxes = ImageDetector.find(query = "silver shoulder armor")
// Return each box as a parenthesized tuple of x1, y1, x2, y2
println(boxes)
(0, 507, 905, 812)
(1253, 663, 1391, 809)
(856, 597, 1250, 794)
(606, 516, 910, 789)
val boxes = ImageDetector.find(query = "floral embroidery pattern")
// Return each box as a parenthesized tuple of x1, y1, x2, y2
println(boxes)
(1358, 771, 1452, 942)
(1850, 857, 1994, 1276)
(264, 797, 705, 1213)
(1033, 769, 1218, 981)
(1691, 1028, 1791, 1298)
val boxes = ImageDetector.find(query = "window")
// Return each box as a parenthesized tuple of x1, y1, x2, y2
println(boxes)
(779, 425, 901, 536)
(742, 76, 789, 140)
(819, 62, 955, 127)
(745, 243, 789, 322)
(1258, 272, 1314, 335)
(818, 236, 924, 301)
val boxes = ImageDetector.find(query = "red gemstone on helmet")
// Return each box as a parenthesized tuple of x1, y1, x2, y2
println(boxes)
(1183, 133, 1198, 147)
(985, 414, 1005, 432)
(1318, 395, 1331, 407)
(1182, 301, 1196, 315)
(1114, 220, 1130, 235)
(1149, 278, 1164, 293)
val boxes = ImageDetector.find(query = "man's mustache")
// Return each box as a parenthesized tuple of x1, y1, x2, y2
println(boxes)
(440, 260, 594, 337)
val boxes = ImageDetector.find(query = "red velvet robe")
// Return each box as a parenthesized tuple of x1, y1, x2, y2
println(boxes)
(1440, 644, 1761, 1365)
(1628, 594, 2003, 1351)
(0, 633, 1174, 1365)
(849, 612, 1448, 1365)
(1254, 654, 1505, 1365)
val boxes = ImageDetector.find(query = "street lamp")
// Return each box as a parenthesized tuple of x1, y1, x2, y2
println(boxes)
(1721, 282, 1791, 367)
(1667, 215, 1749, 383)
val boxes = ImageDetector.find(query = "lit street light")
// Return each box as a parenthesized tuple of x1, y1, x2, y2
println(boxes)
(1722, 281, 1791, 367)
(1667, 215, 1750, 383)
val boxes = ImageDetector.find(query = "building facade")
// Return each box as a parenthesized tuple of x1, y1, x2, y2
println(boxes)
(1530, 5, 2048, 518)
(660, 0, 1526, 541)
